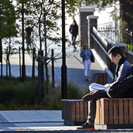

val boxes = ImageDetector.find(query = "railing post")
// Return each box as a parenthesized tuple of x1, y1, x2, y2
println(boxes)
(40, 50, 44, 84)
(79, 7, 95, 51)
(38, 51, 42, 105)
(32, 48, 35, 79)
(19, 47, 21, 79)
(87, 15, 98, 49)
(51, 49, 55, 88)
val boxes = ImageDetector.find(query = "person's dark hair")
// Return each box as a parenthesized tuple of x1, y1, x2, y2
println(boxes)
(82, 44, 88, 50)
(73, 19, 77, 25)
(108, 46, 123, 57)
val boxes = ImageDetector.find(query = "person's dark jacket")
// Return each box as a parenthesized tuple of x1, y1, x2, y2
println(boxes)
(106, 56, 133, 98)
(25, 26, 32, 36)
(114, 56, 132, 82)
(107, 75, 133, 98)
(69, 24, 78, 37)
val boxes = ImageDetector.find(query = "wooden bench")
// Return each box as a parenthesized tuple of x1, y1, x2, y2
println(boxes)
(62, 99, 88, 125)
(62, 72, 133, 128)
(62, 73, 108, 125)
(91, 73, 108, 85)
(95, 98, 133, 129)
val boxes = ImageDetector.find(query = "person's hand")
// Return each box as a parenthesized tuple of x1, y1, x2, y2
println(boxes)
(104, 83, 110, 88)
(130, 75, 133, 78)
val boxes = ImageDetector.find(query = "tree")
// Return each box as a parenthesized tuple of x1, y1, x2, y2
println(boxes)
(16, 0, 31, 81)
(24, 0, 61, 94)
(0, 0, 18, 77)
(15, 0, 62, 94)
(119, 0, 133, 43)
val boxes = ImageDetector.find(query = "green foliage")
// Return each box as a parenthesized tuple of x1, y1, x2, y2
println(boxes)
(0, 0, 18, 39)
(66, 0, 82, 17)
(0, 78, 83, 110)
(0, 82, 14, 103)
(67, 82, 84, 99)
(15, 0, 61, 46)
(0, 78, 37, 109)
(126, 44, 133, 51)
(13, 80, 38, 105)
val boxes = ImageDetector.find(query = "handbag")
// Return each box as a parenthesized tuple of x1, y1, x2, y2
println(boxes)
(90, 49, 95, 63)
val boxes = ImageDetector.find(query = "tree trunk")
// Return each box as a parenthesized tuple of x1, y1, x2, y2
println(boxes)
(119, 0, 127, 43)
(8, 38, 11, 78)
(119, 0, 133, 43)
(0, 38, 3, 78)
(39, 19, 42, 51)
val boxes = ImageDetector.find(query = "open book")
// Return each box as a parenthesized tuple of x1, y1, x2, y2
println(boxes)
(89, 83, 107, 91)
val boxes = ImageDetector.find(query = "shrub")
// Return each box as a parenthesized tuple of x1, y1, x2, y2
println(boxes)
(126, 44, 133, 51)
(0, 78, 16, 103)
(13, 80, 38, 105)
(67, 82, 84, 99)
(0, 78, 84, 110)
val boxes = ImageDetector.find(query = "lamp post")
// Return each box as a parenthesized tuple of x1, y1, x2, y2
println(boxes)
(61, 0, 67, 99)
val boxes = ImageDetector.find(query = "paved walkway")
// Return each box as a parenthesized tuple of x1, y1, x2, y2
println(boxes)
(0, 110, 73, 131)
(0, 110, 133, 132)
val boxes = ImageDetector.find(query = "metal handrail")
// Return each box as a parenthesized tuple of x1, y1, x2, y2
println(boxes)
(91, 29, 115, 74)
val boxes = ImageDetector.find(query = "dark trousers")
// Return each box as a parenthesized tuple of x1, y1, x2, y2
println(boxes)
(87, 90, 109, 125)
(26, 35, 31, 48)
(72, 35, 77, 49)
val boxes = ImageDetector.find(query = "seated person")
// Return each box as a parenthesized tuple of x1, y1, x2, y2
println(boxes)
(77, 46, 133, 130)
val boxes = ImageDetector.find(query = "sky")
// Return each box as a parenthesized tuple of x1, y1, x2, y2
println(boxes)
(95, 7, 114, 24)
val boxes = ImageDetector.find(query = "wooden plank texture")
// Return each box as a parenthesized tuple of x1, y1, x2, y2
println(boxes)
(113, 99, 118, 124)
(119, 99, 124, 124)
(104, 99, 109, 124)
(84, 101, 88, 121)
(71, 101, 76, 121)
(123, 99, 129, 124)
(95, 98, 133, 125)
(62, 100, 88, 123)
(99, 99, 104, 124)
(108, 99, 114, 124)
(95, 100, 100, 124)
(129, 99, 133, 124)
(79, 101, 84, 121)
(75, 101, 80, 121)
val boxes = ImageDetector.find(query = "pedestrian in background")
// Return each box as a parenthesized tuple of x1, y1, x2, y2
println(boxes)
(25, 24, 33, 49)
(69, 19, 78, 52)
(80, 44, 92, 81)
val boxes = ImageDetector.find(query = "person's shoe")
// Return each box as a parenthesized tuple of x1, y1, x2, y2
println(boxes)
(73, 47, 77, 52)
(82, 90, 99, 101)
(85, 76, 89, 81)
(87, 77, 89, 81)
(77, 123, 94, 130)
(73, 48, 76, 52)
